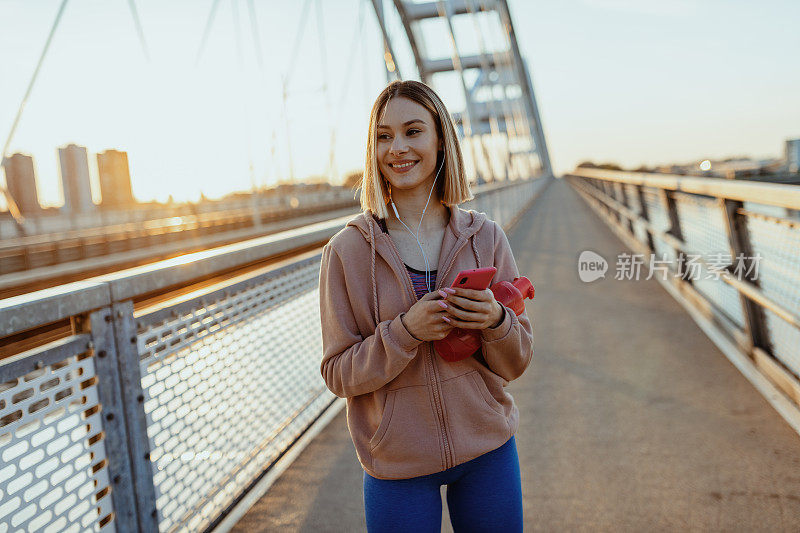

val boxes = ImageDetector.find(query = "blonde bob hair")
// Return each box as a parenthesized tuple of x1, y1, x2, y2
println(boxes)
(359, 80, 473, 219)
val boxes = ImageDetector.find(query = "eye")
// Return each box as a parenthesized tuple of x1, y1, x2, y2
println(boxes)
(407, 128, 421, 135)
(377, 133, 391, 140)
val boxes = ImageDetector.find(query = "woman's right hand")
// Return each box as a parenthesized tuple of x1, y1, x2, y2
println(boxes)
(401, 291, 455, 341)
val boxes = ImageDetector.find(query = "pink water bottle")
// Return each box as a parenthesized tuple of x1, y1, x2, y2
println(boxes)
(434, 276, 534, 362)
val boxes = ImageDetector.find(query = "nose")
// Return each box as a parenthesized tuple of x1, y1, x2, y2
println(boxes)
(389, 136, 408, 156)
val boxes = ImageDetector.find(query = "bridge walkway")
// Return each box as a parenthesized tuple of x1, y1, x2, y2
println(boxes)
(231, 177, 800, 532)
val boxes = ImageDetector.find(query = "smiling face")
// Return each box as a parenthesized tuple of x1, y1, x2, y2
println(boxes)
(376, 96, 442, 194)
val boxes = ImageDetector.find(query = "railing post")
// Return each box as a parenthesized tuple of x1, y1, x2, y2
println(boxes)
(591, 179, 603, 199)
(616, 182, 635, 236)
(598, 181, 618, 222)
(635, 185, 655, 253)
(607, 182, 623, 224)
(74, 306, 140, 532)
(721, 198, 772, 355)
(660, 190, 693, 283)
(111, 299, 160, 533)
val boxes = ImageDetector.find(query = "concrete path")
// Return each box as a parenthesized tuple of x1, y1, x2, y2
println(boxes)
(232, 178, 800, 532)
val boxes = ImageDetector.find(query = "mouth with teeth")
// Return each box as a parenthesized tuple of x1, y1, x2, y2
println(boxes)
(388, 160, 419, 173)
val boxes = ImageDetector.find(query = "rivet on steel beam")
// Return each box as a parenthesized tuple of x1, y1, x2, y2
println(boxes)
(35, 361, 44, 369)
(98, 350, 107, 358)
(130, 336, 137, 344)
(113, 475, 121, 484)
(137, 394, 144, 403)
(104, 315, 112, 323)
(116, 310, 123, 318)
(105, 413, 114, 421)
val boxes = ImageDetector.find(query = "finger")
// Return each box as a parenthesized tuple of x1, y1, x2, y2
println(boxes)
(443, 295, 489, 312)
(439, 322, 455, 333)
(442, 315, 484, 329)
(444, 304, 486, 323)
(451, 287, 492, 301)
(431, 308, 454, 323)
(419, 291, 438, 300)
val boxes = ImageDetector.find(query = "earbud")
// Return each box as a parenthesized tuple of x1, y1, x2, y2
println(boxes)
(390, 156, 446, 293)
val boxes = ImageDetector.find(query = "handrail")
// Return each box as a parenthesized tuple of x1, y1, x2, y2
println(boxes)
(0, 281, 110, 337)
(567, 177, 800, 329)
(0, 198, 357, 251)
(571, 168, 800, 210)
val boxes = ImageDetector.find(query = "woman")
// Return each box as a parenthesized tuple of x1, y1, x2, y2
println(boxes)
(318, 80, 534, 532)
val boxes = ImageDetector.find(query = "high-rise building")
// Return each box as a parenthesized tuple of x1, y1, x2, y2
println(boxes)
(58, 143, 94, 214)
(3, 153, 41, 216)
(786, 139, 800, 173)
(96, 149, 135, 208)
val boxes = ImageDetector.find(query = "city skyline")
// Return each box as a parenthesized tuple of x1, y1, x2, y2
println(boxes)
(1, 0, 798, 208)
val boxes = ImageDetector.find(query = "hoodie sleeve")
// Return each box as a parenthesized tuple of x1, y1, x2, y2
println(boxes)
(479, 221, 534, 382)
(318, 242, 423, 398)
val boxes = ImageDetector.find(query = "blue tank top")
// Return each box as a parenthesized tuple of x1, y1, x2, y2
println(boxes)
(406, 264, 437, 299)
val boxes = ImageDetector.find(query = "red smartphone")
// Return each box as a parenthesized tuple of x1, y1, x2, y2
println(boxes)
(450, 267, 497, 291)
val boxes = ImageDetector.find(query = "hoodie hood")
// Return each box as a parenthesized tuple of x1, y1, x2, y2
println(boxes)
(345, 204, 487, 325)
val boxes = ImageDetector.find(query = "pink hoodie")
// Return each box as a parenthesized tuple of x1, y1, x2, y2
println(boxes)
(318, 203, 534, 480)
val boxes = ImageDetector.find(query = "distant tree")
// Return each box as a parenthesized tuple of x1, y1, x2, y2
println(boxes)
(302, 175, 331, 186)
(576, 161, 622, 171)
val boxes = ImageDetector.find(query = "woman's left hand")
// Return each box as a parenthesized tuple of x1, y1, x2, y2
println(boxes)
(435, 287, 504, 330)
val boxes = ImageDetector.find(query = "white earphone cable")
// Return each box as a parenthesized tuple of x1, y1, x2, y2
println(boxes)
(390, 156, 445, 293)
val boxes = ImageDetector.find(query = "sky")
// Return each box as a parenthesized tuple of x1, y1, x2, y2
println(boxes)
(0, 0, 798, 207)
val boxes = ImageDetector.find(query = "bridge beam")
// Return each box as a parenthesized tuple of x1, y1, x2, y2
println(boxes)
(421, 52, 509, 75)
(403, 0, 498, 21)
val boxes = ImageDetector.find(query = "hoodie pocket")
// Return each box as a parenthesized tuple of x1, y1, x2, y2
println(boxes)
(470, 371, 505, 416)
(368, 385, 443, 478)
(440, 370, 510, 465)
(368, 389, 397, 450)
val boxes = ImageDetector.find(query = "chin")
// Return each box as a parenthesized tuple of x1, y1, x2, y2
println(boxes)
(384, 166, 434, 189)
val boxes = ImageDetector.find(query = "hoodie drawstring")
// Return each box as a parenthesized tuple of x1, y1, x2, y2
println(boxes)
(368, 215, 380, 325)
(471, 234, 481, 269)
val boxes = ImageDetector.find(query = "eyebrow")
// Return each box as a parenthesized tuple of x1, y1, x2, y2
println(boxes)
(377, 119, 427, 128)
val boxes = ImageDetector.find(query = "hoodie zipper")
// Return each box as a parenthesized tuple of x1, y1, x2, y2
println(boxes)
(430, 234, 471, 470)
(378, 222, 476, 471)
(378, 231, 453, 469)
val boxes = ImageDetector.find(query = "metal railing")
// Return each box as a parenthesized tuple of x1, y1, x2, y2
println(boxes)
(0, 193, 360, 301)
(0, 175, 551, 533)
(567, 169, 800, 426)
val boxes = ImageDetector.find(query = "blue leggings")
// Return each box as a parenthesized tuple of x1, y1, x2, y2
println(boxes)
(363, 435, 522, 532)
